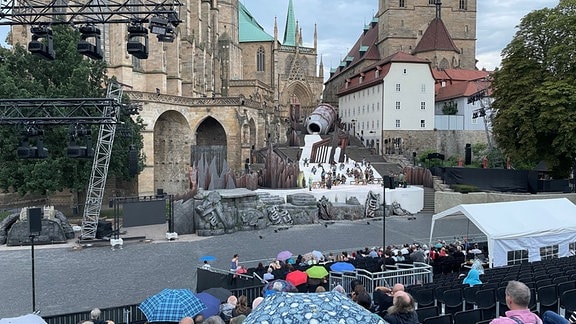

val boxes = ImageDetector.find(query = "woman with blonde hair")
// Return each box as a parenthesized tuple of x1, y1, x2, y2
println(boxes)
(232, 295, 251, 317)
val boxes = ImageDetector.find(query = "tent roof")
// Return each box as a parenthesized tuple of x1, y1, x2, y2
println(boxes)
(431, 198, 576, 240)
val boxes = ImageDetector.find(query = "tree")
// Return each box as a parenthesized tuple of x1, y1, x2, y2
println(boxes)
(0, 25, 144, 195)
(492, 0, 576, 178)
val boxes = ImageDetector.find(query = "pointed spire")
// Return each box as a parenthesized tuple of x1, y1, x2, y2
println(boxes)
(274, 16, 278, 49)
(299, 27, 303, 46)
(283, 0, 297, 46)
(314, 23, 317, 50)
(319, 55, 324, 79)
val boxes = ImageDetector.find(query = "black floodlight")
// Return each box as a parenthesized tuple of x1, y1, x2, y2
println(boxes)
(28, 26, 56, 60)
(127, 23, 149, 59)
(77, 25, 103, 60)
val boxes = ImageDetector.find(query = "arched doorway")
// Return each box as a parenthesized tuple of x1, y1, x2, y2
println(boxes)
(193, 116, 227, 177)
(154, 111, 191, 195)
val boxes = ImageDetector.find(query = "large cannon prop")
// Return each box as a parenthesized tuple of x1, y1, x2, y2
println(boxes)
(305, 103, 338, 135)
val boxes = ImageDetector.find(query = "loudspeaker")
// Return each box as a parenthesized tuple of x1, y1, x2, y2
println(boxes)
(129, 149, 138, 176)
(465, 143, 472, 165)
(156, 188, 164, 198)
(28, 207, 42, 234)
(383, 176, 392, 189)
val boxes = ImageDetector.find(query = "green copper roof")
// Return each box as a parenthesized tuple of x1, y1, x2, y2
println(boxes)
(239, 2, 274, 42)
(283, 0, 296, 46)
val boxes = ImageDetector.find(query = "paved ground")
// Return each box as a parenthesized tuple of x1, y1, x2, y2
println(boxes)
(0, 213, 484, 318)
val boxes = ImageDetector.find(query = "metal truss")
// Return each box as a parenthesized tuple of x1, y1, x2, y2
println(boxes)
(80, 81, 122, 240)
(0, 97, 120, 125)
(0, 0, 183, 26)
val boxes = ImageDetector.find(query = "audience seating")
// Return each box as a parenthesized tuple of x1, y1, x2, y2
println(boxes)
(443, 288, 464, 316)
(560, 289, 576, 320)
(537, 284, 559, 314)
(453, 308, 482, 324)
(422, 314, 452, 324)
(413, 287, 436, 308)
(476, 288, 497, 320)
(415, 305, 439, 323)
(463, 286, 481, 310)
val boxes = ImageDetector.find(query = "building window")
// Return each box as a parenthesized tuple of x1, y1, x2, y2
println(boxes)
(465, 25, 469, 34)
(421, 84, 426, 93)
(459, 0, 467, 10)
(377, 102, 380, 111)
(403, 69, 407, 74)
(471, 115, 477, 124)
(395, 83, 401, 92)
(540, 245, 559, 260)
(421, 102, 426, 110)
(399, 0, 405, 7)
(420, 120, 426, 128)
(395, 119, 401, 128)
(507, 249, 529, 265)
(376, 120, 379, 128)
(395, 101, 401, 110)
(257, 47, 265, 72)
(375, 70, 380, 78)
(429, 0, 436, 4)
(372, 103, 375, 112)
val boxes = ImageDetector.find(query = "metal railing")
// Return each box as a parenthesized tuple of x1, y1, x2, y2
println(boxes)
(328, 262, 433, 295)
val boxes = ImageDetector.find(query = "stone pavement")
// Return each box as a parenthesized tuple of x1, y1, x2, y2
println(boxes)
(0, 214, 483, 318)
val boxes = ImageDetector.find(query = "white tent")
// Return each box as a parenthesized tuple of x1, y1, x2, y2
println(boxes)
(430, 198, 576, 267)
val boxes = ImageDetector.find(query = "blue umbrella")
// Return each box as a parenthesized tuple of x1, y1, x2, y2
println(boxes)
(196, 292, 220, 318)
(200, 255, 217, 262)
(139, 288, 207, 322)
(330, 262, 356, 272)
(244, 291, 385, 324)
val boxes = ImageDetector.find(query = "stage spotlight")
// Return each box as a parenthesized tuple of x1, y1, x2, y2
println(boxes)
(28, 26, 56, 60)
(77, 25, 103, 60)
(157, 25, 175, 42)
(127, 23, 149, 59)
(67, 126, 94, 158)
(149, 16, 169, 35)
(167, 10, 180, 27)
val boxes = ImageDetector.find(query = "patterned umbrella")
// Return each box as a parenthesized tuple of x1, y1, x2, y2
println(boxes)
(330, 262, 356, 273)
(305, 265, 329, 279)
(139, 288, 207, 323)
(276, 250, 293, 261)
(285, 270, 308, 286)
(244, 291, 385, 324)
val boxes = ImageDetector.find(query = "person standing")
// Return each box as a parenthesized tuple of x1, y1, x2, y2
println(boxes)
(490, 281, 542, 323)
(230, 254, 239, 272)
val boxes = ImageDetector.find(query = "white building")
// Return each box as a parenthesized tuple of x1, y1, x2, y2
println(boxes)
(433, 69, 493, 131)
(338, 52, 435, 153)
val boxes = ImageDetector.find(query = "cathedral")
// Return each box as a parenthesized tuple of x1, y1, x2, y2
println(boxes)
(324, 0, 477, 107)
(12, 0, 323, 196)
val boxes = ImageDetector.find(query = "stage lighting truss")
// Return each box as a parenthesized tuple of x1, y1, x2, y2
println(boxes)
(28, 26, 56, 60)
(77, 24, 103, 60)
(127, 21, 149, 59)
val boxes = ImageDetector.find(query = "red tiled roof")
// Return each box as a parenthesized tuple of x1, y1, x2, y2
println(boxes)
(337, 52, 430, 96)
(434, 68, 492, 101)
(413, 18, 460, 54)
(327, 21, 380, 82)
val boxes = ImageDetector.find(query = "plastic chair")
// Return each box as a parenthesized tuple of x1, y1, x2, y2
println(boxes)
(414, 287, 436, 308)
(496, 285, 509, 316)
(476, 288, 497, 319)
(443, 288, 464, 315)
(560, 289, 576, 319)
(416, 305, 439, 323)
(422, 314, 453, 324)
(536, 278, 553, 289)
(537, 284, 559, 314)
(557, 281, 576, 304)
(463, 285, 481, 310)
(454, 308, 483, 324)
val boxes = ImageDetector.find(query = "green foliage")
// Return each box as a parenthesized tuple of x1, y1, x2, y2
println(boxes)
(442, 101, 458, 115)
(451, 184, 481, 193)
(0, 25, 144, 195)
(492, 0, 576, 178)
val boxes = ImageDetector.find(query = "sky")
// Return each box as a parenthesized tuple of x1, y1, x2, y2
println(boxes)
(0, 0, 559, 81)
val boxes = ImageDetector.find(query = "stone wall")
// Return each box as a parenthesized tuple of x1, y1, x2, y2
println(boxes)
(382, 130, 487, 159)
(435, 191, 576, 213)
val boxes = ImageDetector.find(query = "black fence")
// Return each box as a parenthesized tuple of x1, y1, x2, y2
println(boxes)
(431, 167, 571, 193)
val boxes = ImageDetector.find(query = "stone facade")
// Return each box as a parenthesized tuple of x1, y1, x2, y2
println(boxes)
(382, 130, 487, 159)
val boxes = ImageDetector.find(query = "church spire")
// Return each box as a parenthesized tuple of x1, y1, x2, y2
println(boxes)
(283, 0, 297, 46)
(314, 23, 317, 50)
(435, 0, 442, 20)
(319, 55, 324, 79)
(274, 16, 278, 48)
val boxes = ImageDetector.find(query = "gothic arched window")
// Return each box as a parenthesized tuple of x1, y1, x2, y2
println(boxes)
(257, 47, 265, 72)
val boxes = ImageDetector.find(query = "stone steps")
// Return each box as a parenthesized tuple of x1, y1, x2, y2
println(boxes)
(422, 186, 435, 214)
(256, 192, 285, 205)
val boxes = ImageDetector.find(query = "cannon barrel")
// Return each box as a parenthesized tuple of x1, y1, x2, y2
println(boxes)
(305, 103, 337, 135)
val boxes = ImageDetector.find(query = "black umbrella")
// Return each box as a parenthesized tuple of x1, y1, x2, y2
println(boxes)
(202, 287, 233, 303)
